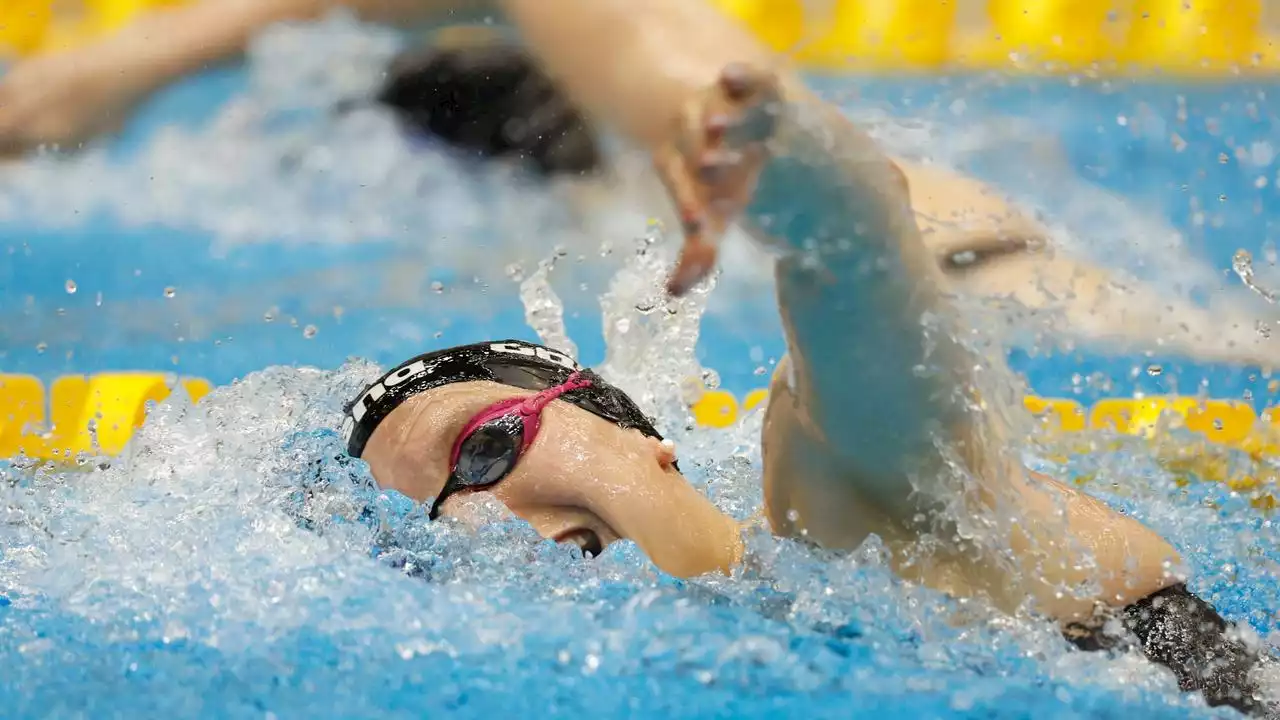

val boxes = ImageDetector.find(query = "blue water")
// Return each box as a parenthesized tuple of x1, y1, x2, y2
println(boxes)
(2, 20, 1279, 719)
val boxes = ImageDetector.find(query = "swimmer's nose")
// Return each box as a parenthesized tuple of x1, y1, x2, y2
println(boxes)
(650, 437, 678, 472)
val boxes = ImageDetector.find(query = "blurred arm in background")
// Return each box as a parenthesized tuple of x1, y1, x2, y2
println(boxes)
(0, 0, 491, 155)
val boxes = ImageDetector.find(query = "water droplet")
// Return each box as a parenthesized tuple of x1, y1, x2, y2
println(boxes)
(163, 286, 176, 299)
(303, 325, 318, 339)
(701, 369, 721, 390)
(634, 300, 657, 314)
(35, 342, 47, 354)
(554, 245, 568, 257)
(430, 281, 445, 294)
(505, 264, 525, 282)
(263, 310, 275, 323)
(1147, 364, 1163, 377)
(95, 292, 102, 307)
(64, 280, 76, 294)
(1233, 249, 1278, 303)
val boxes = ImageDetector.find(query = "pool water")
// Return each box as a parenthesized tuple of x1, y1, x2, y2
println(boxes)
(2, 15, 1279, 719)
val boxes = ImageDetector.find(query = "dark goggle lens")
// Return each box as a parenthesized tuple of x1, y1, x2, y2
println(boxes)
(453, 415, 524, 489)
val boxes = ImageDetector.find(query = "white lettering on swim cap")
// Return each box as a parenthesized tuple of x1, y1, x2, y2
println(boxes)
(341, 416, 355, 443)
(490, 342, 578, 370)
(351, 382, 387, 423)
(536, 348, 578, 370)
(490, 341, 536, 358)
(385, 360, 427, 388)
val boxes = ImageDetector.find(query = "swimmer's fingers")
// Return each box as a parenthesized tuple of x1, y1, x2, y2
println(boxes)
(658, 62, 782, 297)
(655, 139, 719, 296)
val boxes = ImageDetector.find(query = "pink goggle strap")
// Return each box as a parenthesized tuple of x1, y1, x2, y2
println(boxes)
(447, 371, 594, 470)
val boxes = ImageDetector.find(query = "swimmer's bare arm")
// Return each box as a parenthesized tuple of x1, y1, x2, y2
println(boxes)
(503, 0, 1184, 619)
(103, 0, 490, 79)
(0, 0, 492, 154)
(501, 0, 971, 510)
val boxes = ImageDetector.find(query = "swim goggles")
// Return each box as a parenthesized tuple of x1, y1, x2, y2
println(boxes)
(429, 371, 593, 519)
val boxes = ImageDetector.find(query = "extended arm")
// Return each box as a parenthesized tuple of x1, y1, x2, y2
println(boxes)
(502, 0, 976, 508)
(501, 0, 1181, 621)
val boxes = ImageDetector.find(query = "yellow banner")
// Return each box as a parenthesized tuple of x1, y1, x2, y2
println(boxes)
(3, 0, 1279, 75)
(2, 372, 1278, 461)
(2, 372, 1276, 508)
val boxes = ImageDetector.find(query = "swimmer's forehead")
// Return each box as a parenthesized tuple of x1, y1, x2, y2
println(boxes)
(374, 381, 515, 454)
(363, 381, 528, 495)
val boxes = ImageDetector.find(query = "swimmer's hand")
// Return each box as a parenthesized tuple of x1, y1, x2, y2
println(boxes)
(655, 63, 781, 297)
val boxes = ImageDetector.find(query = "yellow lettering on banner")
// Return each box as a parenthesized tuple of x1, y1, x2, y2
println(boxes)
(1185, 400, 1257, 446)
(967, 0, 1123, 69)
(1089, 399, 1136, 433)
(0, 373, 213, 460)
(1023, 396, 1086, 432)
(800, 0, 957, 70)
(691, 390, 740, 429)
(1128, 397, 1199, 437)
(1125, 0, 1265, 71)
(4, 372, 1280, 471)
(0, 375, 48, 458)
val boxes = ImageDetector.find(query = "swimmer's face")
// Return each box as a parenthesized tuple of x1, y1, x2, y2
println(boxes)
(361, 381, 743, 577)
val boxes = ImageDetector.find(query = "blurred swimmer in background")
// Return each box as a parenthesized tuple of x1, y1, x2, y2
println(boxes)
(2, 1, 1276, 714)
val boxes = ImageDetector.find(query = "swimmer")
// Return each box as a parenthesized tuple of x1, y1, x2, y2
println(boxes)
(3, 1, 1275, 714)
(355, 1, 1267, 714)
(2, 1, 1277, 368)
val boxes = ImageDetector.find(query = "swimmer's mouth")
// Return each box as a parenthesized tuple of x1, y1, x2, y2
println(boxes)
(553, 527, 605, 559)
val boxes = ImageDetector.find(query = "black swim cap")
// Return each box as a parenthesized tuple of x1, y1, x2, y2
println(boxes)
(343, 340, 665, 458)
(376, 40, 601, 177)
